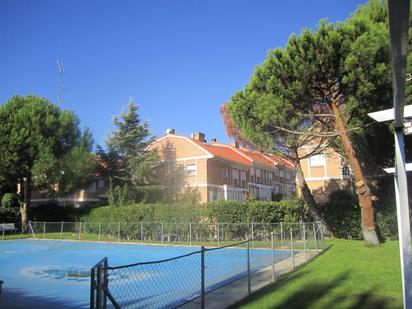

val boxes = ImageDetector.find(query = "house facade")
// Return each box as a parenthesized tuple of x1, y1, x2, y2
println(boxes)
(299, 146, 354, 202)
(149, 130, 296, 203)
(28, 179, 107, 207)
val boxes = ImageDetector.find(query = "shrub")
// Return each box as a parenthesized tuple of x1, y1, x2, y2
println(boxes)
(1, 193, 19, 208)
(0, 193, 20, 222)
(199, 199, 305, 223)
(317, 190, 362, 239)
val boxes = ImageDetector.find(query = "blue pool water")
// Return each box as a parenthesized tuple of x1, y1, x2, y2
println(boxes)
(0, 240, 291, 308)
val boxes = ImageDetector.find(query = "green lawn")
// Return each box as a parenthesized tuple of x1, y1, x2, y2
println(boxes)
(235, 239, 402, 309)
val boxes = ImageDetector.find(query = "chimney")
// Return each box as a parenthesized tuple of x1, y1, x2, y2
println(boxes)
(232, 141, 239, 148)
(166, 128, 175, 134)
(211, 138, 217, 144)
(191, 132, 206, 143)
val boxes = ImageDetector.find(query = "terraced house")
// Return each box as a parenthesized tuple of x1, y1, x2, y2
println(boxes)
(149, 129, 296, 203)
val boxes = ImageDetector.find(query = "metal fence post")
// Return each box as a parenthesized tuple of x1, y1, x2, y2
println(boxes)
(217, 222, 220, 246)
(103, 258, 108, 309)
(43, 222, 46, 239)
(140, 222, 143, 244)
(290, 229, 295, 270)
(79, 222, 82, 240)
(117, 222, 120, 243)
(189, 222, 192, 246)
(161, 222, 164, 244)
(2, 223, 4, 240)
(313, 222, 318, 253)
(280, 222, 284, 248)
(251, 222, 254, 248)
(303, 224, 307, 262)
(60, 221, 64, 240)
(201, 246, 205, 309)
(99, 222, 102, 241)
(247, 239, 251, 295)
(271, 233, 275, 282)
(320, 223, 325, 249)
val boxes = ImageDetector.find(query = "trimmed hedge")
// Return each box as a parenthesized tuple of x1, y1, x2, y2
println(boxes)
(83, 199, 306, 224)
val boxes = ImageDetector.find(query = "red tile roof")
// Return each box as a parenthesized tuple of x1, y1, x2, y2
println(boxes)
(156, 133, 294, 170)
(192, 140, 253, 166)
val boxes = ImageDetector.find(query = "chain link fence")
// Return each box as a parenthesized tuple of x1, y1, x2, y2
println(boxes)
(1, 221, 325, 308)
(4, 221, 325, 249)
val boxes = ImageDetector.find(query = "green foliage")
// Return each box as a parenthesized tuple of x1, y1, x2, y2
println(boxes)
(1, 193, 19, 208)
(98, 102, 161, 204)
(316, 189, 398, 241)
(0, 95, 96, 221)
(85, 203, 199, 223)
(0, 193, 20, 222)
(0, 207, 19, 223)
(375, 204, 398, 241)
(196, 199, 305, 223)
(317, 190, 362, 239)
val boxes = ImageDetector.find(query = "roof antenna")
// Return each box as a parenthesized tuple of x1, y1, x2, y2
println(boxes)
(57, 58, 64, 105)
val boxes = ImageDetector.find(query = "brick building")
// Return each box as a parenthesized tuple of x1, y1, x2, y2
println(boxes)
(149, 130, 296, 203)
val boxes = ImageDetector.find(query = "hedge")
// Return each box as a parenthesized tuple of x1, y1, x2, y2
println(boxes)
(83, 199, 306, 224)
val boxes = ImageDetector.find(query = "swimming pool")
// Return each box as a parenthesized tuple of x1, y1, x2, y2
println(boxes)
(0, 240, 291, 308)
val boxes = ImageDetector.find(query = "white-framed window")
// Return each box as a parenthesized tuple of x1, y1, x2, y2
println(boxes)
(309, 154, 326, 167)
(279, 170, 284, 177)
(185, 164, 197, 176)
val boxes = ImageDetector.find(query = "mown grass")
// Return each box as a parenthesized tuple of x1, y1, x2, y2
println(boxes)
(234, 239, 402, 309)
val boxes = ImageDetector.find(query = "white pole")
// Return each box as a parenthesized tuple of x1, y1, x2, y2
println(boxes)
(388, 2, 412, 308)
(394, 130, 412, 309)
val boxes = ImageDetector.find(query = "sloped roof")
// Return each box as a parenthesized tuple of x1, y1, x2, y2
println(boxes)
(154, 133, 294, 170)
(192, 140, 253, 166)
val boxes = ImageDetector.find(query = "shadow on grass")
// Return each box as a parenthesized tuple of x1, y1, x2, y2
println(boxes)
(234, 271, 393, 309)
(232, 244, 395, 309)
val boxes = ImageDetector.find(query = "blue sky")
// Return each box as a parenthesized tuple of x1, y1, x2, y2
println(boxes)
(0, 0, 367, 148)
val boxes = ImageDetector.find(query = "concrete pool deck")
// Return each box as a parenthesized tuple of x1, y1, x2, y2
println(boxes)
(181, 250, 319, 309)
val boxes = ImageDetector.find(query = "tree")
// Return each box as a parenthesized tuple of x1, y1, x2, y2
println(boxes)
(221, 103, 330, 223)
(0, 95, 97, 225)
(98, 101, 160, 204)
(227, 0, 397, 245)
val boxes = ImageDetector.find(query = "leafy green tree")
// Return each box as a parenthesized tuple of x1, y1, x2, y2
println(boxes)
(0, 95, 96, 225)
(227, 0, 399, 245)
(99, 101, 160, 204)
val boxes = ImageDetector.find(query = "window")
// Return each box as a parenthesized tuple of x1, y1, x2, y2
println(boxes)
(341, 165, 351, 177)
(309, 154, 326, 167)
(222, 167, 229, 178)
(185, 164, 197, 176)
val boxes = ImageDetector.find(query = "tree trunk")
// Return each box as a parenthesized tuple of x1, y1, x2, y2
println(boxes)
(19, 176, 31, 227)
(296, 161, 323, 222)
(331, 101, 379, 245)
